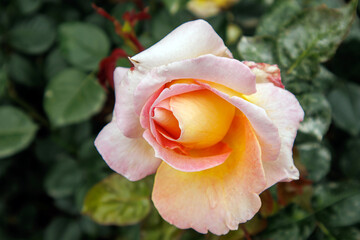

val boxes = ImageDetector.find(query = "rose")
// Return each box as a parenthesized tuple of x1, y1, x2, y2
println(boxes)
(95, 20, 304, 235)
(187, 0, 240, 18)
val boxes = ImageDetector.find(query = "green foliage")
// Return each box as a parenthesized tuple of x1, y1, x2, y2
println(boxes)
(82, 174, 152, 226)
(59, 22, 110, 71)
(0, 0, 359, 239)
(328, 82, 360, 136)
(8, 15, 56, 54)
(44, 69, 106, 127)
(0, 106, 38, 158)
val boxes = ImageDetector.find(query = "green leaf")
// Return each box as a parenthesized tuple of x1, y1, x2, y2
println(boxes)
(340, 138, 360, 180)
(44, 68, 106, 127)
(277, 0, 357, 80)
(0, 67, 6, 99)
(0, 106, 38, 158)
(59, 22, 110, 71)
(237, 36, 277, 64)
(82, 174, 152, 226)
(44, 156, 83, 199)
(297, 93, 332, 141)
(298, 142, 331, 182)
(44, 49, 69, 81)
(256, 0, 302, 36)
(332, 227, 360, 240)
(8, 15, 56, 54)
(312, 182, 360, 211)
(162, 0, 188, 14)
(316, 193, 360, 227)
(16, 0, 42, 15)
(44, 218, 81, 240)
(327, 82, 360, 136)
(8, 53, 37, 86)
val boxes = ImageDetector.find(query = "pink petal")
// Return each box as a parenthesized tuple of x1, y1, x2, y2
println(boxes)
(198, 81, 282, 163)
(133, 55, 256, 115)
(143, 130, 232, 172)
(113, 67, 144, 138)
(243, 61, 284, 88)
(131, 19, 232, 68)
(94, 119, 161, 181)
(246, 83, 304, 187)
(152, 113, 266, 235)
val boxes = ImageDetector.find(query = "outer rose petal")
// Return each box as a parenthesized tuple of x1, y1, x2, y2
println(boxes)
(152, 113, 266, 235)
(131, 19, 232, 68)
(246, 83, 304, 187)
(95, 119, 161, 181)
(243, 61, 284, 88)
(133, 55, 256, 114)
(113, 67, 143, 138)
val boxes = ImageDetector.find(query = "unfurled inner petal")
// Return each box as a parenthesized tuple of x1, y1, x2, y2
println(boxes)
(170, 89, 235, 149)
(153, 108, 181, 139)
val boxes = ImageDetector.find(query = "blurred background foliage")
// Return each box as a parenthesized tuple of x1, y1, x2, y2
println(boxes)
(0, 0, 360, 239)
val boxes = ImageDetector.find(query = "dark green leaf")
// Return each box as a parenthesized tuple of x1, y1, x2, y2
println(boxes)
(44, 49, 69, 81)
(328, 82, 360, 136)
(16, 0, 42, 15)
(312, 182, 360, 211)
(277, 0, 357, 80)
(298, 142, 331, 182)
(237, 36, 277, 64)
(9, 15, 56, 54)
(332, 227, 360, 240)
(316, 193, 360, 227)
(44, 218, 81, 240)
(59, 22, 110, 71)
(82, 174, 152, 226)
(8, 54, 37, 86)
(44, 68, 106, 127)
(0, 67, 6, 99)
(340, 138, 360, 180)
(44, 156, 83, 198)
(297, 93, 332, 141)
(0, 106, 38, 158)
(256, 0, 302, 36)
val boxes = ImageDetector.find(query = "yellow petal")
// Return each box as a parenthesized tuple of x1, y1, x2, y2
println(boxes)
(170, 89, 235, 149)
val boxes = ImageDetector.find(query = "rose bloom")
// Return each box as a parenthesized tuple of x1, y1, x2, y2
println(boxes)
(187, 0, 240, 18)
(95, 20, 304, 235)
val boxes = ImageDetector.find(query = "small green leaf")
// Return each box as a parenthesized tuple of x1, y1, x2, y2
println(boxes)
(44, 156, 83, 198)
(44, 218, 81, 240)
(0, 106, 38, 158)
(256, 0, 302, 36)
(328, 82, 360, 136)
(9, 15, 56, 54)
(82, 174, 152, 226)
(16, 0, 42, 15)
(340, 138, 360, 180)
(44, 49, 69, 81)
(277, 0, 357, 80)
(237, 36, 277, 64)
(8, 53, 38, 86)
(0, 67, 6, 99)
(44, 68, 106, 127)
(298, 142, 331, 182)
(297, 93, 332, 141)
(316, 193, 360, 227)
(59, 22, 110, 71)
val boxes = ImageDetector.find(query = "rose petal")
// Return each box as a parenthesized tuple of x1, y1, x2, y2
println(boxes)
(152, 113, 266, 235)
(134, 55, 256, 115)
(95, 119, 161, 181)
(243, 61, 284, 88)
(198, 81, 282, 163)
(113, 67, 144, 138)
(143, 130, 232, 172)
(246, 83, 304, 187)
(131, 19, 232, 68)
